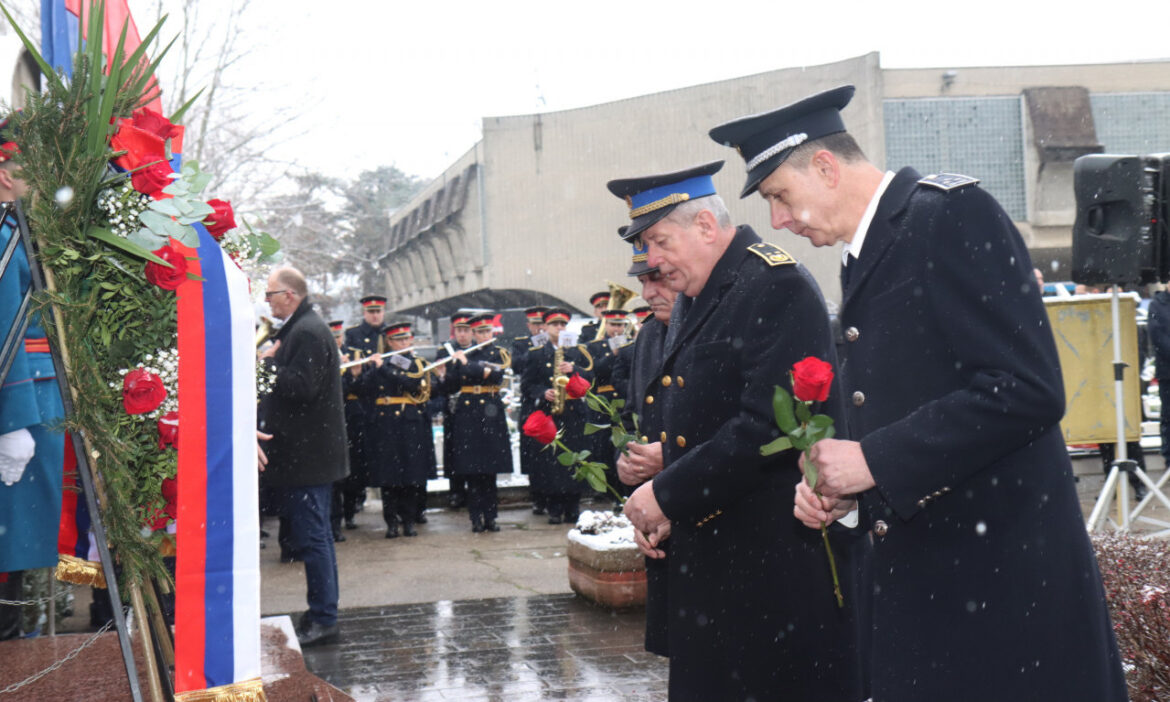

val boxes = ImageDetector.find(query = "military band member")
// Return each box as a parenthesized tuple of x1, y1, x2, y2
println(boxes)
(579, 290, 609, 342)
(630, 305, 651, 331)
(441, 313, 512, 532)
(713, 85, 1126, 702)
(616, 235, 677, 657)
(350, 322, 435, 538)
(514, 306, 549, 514)
(435, 311, 473, 509)
(611, 161, 863, 701)
(328, 319, 349, 542)
(522, 307, 594, 524)
(338, 294, 387, 529)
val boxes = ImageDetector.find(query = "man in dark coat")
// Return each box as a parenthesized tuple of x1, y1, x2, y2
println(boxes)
(615, 236, 677, 658)
(613, 162, 865, 702)
(513, 306, 548, 514)
(713, 85, 1128, 702)
(260, 267, 348, 647)
(352, 322, 436, 538)
(337, 295, 387, 528)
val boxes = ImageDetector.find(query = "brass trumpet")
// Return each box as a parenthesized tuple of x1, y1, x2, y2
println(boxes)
(256, 316, 275, 348)
(592, 280, 637, 342)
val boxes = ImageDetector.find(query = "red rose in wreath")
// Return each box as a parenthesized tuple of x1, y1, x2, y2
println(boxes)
(157, 411, 179, 450)
(203, 199, 236, 239)
(131, 160, 174, 198)
(123, 368, 166, 415)
(144, 245, 188, 291)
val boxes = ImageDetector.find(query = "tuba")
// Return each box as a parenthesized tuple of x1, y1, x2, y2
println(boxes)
(592, 280, 637, 341)
(256, 316, 275, 348)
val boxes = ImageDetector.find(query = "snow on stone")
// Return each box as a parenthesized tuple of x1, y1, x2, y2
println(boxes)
(568, 510, 636, 551)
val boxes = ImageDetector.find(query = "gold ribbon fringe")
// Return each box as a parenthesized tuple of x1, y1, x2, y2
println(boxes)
(55, 554, 107, 588)
(174, 677, 267, 702)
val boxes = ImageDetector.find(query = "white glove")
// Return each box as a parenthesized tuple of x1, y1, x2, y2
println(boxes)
(0, 428, 36, 486)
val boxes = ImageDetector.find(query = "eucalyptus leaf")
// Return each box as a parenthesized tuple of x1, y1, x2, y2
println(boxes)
(148, 198, 182, 217)
(87, 227, 173, 266)
(141, 209, 187, 236)
(128, 227, 167, 252)
(170, 225, 199, 247)
(760, 435, 793, 456)
(187, 201, 215, 218)
(772, 386, 798, 433)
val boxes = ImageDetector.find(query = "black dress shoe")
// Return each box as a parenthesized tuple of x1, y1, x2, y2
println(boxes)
(416, 514, 428, 524)
(402, 523, 418, 537)
(333, 532, 347, 543)
(565, 513, 579, 523)
(471, 521, 485, 533)
(532, 506, 546, 515)
(547, 515, 563, 525)
(483, 520, 501, 532)
(385, 527, 399, 539)
(344, 518, 357, 530)
(297, 621, 339, 647)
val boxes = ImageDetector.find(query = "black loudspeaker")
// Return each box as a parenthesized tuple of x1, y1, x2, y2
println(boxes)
(1071, 154, 1169, 285)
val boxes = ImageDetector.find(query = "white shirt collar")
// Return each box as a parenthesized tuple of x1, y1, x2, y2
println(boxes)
(842, 170, 896, 266)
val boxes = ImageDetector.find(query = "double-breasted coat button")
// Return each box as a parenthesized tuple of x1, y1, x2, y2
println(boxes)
(917, 498, 927, 509)
(676, 376, 685, 388)
(676, 435, 686, 448)
(640, 435, 648, 443)
(646, 395, 654, 404)
(660, 431, 668, 442)
(852, 391, 866, 407)
(873, 520, 888, 537)
(661, 375, 672, 387)
(845, 326, 860, 342)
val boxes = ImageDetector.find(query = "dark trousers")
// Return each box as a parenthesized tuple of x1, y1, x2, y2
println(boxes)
(1160, 380, 1170, 461)
(465, 474, 498, 524)
(545, 493, 581, 521)
(0, 571, 22, 641)
(272, 484, 339, 627)
(448, 475, 468, 507)
(331, 480, 364, 533)
(381, 484, 423, 527)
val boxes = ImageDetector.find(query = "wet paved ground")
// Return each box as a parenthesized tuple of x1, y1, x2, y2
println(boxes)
(299, 595, 668, 702)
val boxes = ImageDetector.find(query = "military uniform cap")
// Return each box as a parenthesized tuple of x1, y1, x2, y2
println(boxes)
(524, 306, 548, 321)
(468, 312, 495, 330)
(601, 309, 629, 321)
(607, 160, 724, 241)
(328, 319, 344, 336)
(360, 295, 388, 310)
(626, 234, 658, 277)
(709, 85, 855, 198)
(543, 307, 571, 324)
(384, 321, 412, 338)
(450, 310, 473, 327)
(589, 291, 610, 306)
(632, 305, 652, 320)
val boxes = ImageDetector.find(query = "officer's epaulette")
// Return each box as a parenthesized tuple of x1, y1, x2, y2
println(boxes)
(746, 242, 796, 267)
(918, 173, 980, 191)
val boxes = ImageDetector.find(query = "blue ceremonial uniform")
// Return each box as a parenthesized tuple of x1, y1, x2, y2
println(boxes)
(0, 213, 65, 572)
(837, 168, 1127, 702)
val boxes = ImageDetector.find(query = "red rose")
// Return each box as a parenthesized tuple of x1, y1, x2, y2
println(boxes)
(203, 199, 236, 239)
(791, 356, 834, 403)
(160, 477, 178, 520)
(565, 373, 591, 399)
(144, 245, 188, 291)
(131, 108, 182, 141)
(131, 160, 174, 197)
(122, 368, 167, 415)
(157, 411, 179, 450)
(522, 410, 558, 445)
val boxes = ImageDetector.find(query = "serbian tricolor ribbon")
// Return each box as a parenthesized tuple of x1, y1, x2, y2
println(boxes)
(174, 223, 263, 699)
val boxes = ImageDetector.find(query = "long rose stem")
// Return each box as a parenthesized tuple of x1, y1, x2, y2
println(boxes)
(805, 447, 845, 609)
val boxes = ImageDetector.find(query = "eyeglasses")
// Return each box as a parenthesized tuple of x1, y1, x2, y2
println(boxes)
(264, 289, 289, 299)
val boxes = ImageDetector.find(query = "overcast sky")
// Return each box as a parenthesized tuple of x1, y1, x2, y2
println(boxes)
(136, 0, 1170, 183)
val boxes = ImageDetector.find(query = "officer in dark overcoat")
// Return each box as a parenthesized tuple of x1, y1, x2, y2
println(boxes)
(513, 306, 549, 514)
(615, 237, 677, 658)
(351, 321, 435, 538)
(338, 294, 387, 526)
(712, 85, 1128, 702)
(613, 162, 865, 702)
(442, 313, 513, 532)
(521, 308, 594, 524)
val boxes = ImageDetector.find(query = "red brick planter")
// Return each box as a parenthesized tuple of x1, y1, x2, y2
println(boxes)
(567, 531, 647, 608)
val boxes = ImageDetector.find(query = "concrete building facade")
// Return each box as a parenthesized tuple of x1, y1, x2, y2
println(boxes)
(383, 53, 1170, 322)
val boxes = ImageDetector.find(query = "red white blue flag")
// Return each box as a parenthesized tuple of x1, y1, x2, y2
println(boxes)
(174, 223, 262, 697)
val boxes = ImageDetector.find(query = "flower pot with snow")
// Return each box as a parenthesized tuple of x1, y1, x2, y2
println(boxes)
(567, 511, 646, 608)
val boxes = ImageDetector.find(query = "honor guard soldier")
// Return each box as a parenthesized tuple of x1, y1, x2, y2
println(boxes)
(579, 290, 609, 342)
(522, 307, 594, 523)
(610, 160, 864, 701)
(514, 306, 549, 514)
(714, 85, 1127, 702)
(338, 295, 387, 526)
(441, 313, 513, 532)
(434, 311, 474, 509)
(616, 234, 678, 657)
(349, 322, 435, 538)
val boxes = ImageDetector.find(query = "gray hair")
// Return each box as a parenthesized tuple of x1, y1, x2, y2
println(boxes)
(664, 194, 733, 230)
(273, 267, 309, 297)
